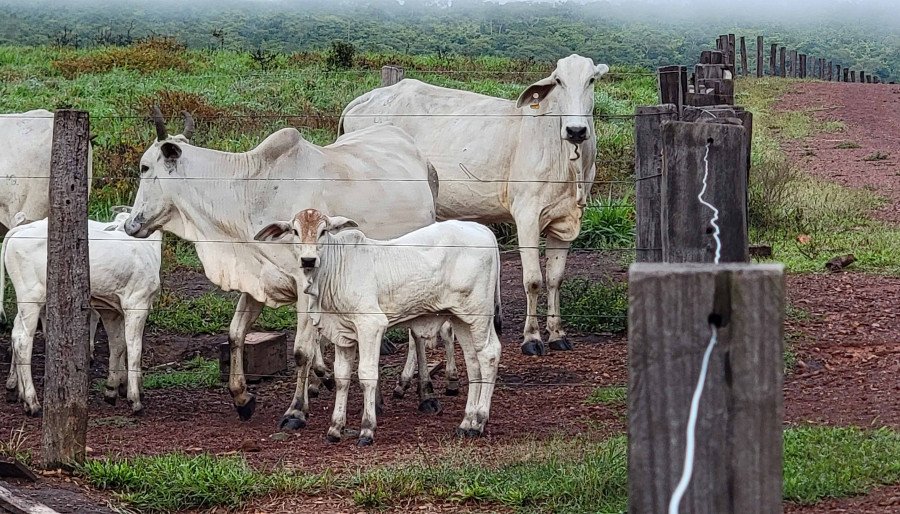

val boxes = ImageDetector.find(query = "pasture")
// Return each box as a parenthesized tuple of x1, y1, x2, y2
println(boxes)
(0, 40, 899, 513)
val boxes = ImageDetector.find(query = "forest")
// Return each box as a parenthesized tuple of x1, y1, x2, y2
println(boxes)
(0, 0, 897, 81)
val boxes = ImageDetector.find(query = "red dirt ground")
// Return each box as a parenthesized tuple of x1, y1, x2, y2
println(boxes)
(2, 81, 900, 513)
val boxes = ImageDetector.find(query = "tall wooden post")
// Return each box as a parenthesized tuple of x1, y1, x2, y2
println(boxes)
(788, 50, 797, 77)
(756, 36, 764, 77)
(860, 70, 866, 83)
(827, 61, 833, 81)
(380, 65, 405, 87)
(836, 64, 842, 82)
(658, 65, 687, 114)
(799, 54, 806, 78)
(661, 121, 749, 263)
(628, 263, 785, 514)
(635, 105, 677, 263)
(739, 37, 748, 77)
(42, 110, 91, 469)
(778, 47, 786, 78)
(850, 70, 856, 82)
(769, 44, 777, 77)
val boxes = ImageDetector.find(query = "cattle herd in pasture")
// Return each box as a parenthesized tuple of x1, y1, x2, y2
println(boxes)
(1, 54, 609, 445)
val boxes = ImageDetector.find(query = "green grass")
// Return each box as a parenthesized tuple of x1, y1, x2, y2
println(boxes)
(573, 195, 635, 251)
(93, 357, 220, 392)
(784, 426, 900, 504)
(148, 292, 296, 334)
(78, 426, 900, 513)
(586, 386, 626, 406)
(558, 277, 628, 334)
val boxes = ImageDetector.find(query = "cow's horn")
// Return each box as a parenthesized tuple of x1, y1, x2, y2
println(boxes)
(182, 110, 195, 141)
(151, 104, 168, 141)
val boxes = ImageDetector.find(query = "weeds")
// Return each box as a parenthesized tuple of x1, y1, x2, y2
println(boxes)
(835, 141, 861, 149)
(573, 195, 635, 250)
(863, 151, 889, 161)
(149, 292, 295, 334)
(586, 386, 626, 406)
(53, 37, 191, 78)
(0, 422, 31, 465)
(558, 277, 628, 333)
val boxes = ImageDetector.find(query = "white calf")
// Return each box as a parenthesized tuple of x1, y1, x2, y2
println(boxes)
(255, 209, 502, 446)
(1, 212, 162, 415)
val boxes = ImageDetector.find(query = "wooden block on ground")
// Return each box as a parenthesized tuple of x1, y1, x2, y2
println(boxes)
(0, 459, 37, 482)
(219, 332, 288, 384)
(0, 481, 59, 514)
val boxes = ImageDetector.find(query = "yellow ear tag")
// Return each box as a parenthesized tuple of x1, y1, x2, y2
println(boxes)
(529, 92, 540, 109)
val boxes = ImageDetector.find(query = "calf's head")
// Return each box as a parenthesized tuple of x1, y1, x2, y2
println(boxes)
(253, 209, 358, 270)
(125, 106, 195, 238)
(515, 54, 609, 144)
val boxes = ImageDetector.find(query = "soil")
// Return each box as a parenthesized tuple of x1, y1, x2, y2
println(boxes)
(1, 82, 899, 513)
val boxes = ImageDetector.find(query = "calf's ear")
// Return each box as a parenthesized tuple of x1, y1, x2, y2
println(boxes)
(515, 76, 556, 108)
(325, 216, 359, 234)
(254, 221, 292, 241)
(594, 63, 610, 77)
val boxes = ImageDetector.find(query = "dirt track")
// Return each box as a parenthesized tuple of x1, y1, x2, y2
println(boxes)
(1, 81, 900, 513)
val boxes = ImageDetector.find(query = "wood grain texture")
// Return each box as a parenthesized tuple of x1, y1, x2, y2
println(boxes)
(635, 105, 677, 263)
(628, 263, 784, 514)
(41, 110, 91, 469)
(756, 36, 764, 77)
(380, 65, 404, 86)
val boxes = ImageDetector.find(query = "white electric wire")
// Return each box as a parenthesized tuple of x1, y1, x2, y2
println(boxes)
(668, 141, 722, 514)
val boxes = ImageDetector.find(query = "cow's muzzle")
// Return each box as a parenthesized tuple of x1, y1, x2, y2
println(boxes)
(124, 214, 149, 238)
(300, 257, 318, 269)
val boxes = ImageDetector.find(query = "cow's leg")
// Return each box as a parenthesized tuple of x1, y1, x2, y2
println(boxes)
(451, 319, 483, 437)
(310, 336, 334, 395)
(413, 329, 440, 414)
(5, 341, 17, 403)
(89, 309, 100, 364)
(441, 322, 459, 396)
(280, 308, 317, 430)
(98, 310, 126, 405)
(228, 293, 263, 421)
(514, 216, 545, 356)
(12, 305, 41, 416)
(122, 307, 148, 414)
(357, 324, 385, 446)
(393, 333, 416, 399)
(326, 344, 354, 443)
(545, 235, 572, 351)
(470, 320, 502, 436)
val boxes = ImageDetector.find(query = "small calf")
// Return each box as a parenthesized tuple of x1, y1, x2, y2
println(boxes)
(255, 209, 502, 445)
(1, 212, 162, 415)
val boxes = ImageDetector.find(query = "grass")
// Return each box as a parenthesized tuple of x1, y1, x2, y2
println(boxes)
(93, 357, 220, 392)
(863, 151, 889, 161)
(0, 422, 32, 465)
(558, 277, 628, 333)
(573, 194, 635, 251)
(835, 140, 861, 149)
(148, 292, 296, 334)
(586, 386, 626, 406)
(78, 426, 900, 513)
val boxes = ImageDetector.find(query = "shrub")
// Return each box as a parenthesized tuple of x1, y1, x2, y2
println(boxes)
(326, 40, 356, 69)
(53, 37, 191, 78)
(558, 277, 628, 333)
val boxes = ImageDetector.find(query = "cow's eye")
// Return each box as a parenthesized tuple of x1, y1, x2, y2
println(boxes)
(291, 229, 299, 237)
(589, 77, 595, 85)
(140, 165, 149, 173)
(555, 77, 562, 86)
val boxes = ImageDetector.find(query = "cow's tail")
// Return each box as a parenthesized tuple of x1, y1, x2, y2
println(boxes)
(337, 91, 374, 136)
(493, 245, 502, 336)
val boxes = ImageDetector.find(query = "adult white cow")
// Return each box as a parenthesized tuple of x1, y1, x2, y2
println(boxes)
(340, 54, 608, 356)
(1, 211, 162, 416)
(123, 109, 437, 430)
(0, 109, 93, 233)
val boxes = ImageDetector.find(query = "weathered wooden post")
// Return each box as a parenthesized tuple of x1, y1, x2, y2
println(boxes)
(660, 121, 749, 263)
(867, 74, 872, 84)
(779, 47, 786, 78)
(799, 54, 806, 78)
(859, 70, 866, 83)
(788, 50, 797, 77)
(628, 262, 785, 514)
(42, 110, 91, 469)
(380, 65, 405, 87)
(769, 44, 777, 76)
(756, 36, 764, 77)
(850, 70, 856, 82)
(836, 64, 842, 82)
(827, 61, 833, 81)
(635, 104, 677, 263)
(739, 37, 748, 77)
(658, 65, 687, 113)
(873, 75, 880, 84)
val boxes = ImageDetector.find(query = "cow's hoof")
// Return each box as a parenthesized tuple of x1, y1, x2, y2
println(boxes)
(445, 386, 459, 397)
(357, 436, 374, 447)
(5, 389, 17, 404)
(320, 375, 335, 391)
(549, 338, 574, 351)
(26, 407, 42, 418)
(521, 340, 546, 356)
(132, 406, 144, 417)
(455, 427, 482, 438)
(118, 383, 128, 398)
(418, 398, 442, 414)
(235, 395, 257, 422)
(103, 394, 117, 406)
(307, 386, 319, 399)
(392, 386, 405, 399)
(279, 415, 306, 431)
(380, 339, 397, 356)
(326, 433, 341, 444)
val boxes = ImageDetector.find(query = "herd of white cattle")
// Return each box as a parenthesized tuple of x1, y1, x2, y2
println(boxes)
(1, 54, 608, 445)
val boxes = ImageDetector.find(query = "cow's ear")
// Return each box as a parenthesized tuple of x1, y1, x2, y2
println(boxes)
(160, 142, 182, 160)
(254, 222, 292, 241)
(594, 63, 610, 78)
(516, 76, 556, 108)
(325, 216, 358, 234)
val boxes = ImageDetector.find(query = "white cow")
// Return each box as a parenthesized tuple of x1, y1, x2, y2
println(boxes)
(123, 110, 437, 430)
(254, 209, 502, 445)
(1, 212, 162, 415)
(0, 110, 93, 233)
(340, 54, 608, 356)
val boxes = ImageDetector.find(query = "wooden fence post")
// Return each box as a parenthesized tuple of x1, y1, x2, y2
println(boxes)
(789, 50, 797, 77)
(635, 105, 678, 263)
(628, 262, 785, 514)
(756, 36, 764, 77)
(779, 47, 786, 78)
(859, 70, 866, 83)
(866, 75, 872, 84)
(836, 64, 842, 82)
(661, 121, 749, 263)
(380, 65, 405, 87)
(658, 66, 687, 113)
(799, 54, 806, 78)
(850, 70, 856, 82)
(42, 110, 91, 469)
(769, 44, 777, 77)
(739, 37, 748, 77)
(827, 61, 833, 81)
